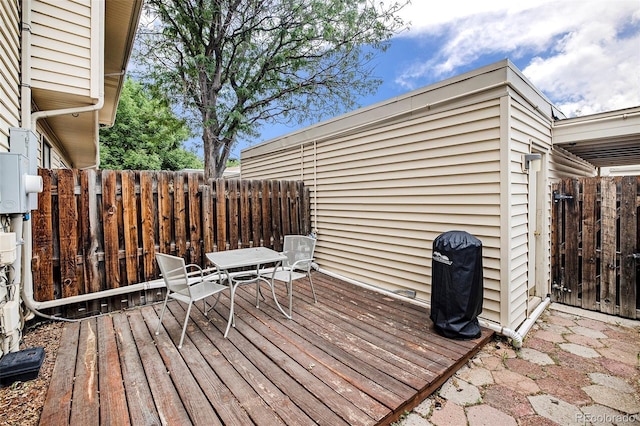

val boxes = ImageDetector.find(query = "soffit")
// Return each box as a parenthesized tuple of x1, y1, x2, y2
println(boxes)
(553, 107, 640, 168)
(102, 0, 143, 125)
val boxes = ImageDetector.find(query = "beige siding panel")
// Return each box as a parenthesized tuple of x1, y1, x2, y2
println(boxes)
(549, 146, 596, 179)
(244, 99, 504, 323)
(51, 149, 68, 169)
(0, 0, 20, 149)
(30, 0, 92, 95)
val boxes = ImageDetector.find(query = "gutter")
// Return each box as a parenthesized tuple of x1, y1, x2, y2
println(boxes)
(317, 267, 551, 348)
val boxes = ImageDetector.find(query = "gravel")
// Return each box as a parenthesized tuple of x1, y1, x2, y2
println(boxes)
(0, 321, 64, 426)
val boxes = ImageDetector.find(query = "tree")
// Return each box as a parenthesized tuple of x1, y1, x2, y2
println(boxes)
(99, 77, 203, 170)
(135, 0, 407, 179)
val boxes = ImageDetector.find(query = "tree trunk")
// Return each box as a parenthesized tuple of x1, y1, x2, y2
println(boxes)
(202, 127, 218, 181)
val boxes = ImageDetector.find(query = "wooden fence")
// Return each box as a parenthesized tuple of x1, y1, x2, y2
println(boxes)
(32, 169, 310, 317)
(552, 176, 639, 319)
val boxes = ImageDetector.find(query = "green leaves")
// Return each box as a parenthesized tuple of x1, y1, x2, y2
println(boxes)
(99, 78, 202, 171)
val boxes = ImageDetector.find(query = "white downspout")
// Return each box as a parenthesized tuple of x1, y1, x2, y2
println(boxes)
(478, 295, 551, 348)
(317, 267, 551, 348)
(19, 1, 148, 320)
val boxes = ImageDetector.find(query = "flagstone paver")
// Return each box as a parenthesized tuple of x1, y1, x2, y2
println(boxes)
(589, 372, 636, 393)
(466, 404, 517, 426)
(597, 346, 640, 365)
(402, 413, 432, 426)
(582, 385, 640, 414)
(558, 342, 601, 358)
(493, 369, 540, 394)
(534, 329, 566, 343)
(456, 366, 494, 387)
(396, 304, 640, 426)
(439, 378, 481, 406)
(518, 347, 555, 365)
(569, 325, 608, 339)
(429, 400, 467, 426)
(528, 394, 585, 426)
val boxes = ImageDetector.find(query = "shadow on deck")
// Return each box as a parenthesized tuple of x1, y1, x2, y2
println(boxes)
(40, 272, 493, 425)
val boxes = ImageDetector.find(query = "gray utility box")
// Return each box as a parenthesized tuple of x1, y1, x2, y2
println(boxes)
(0, 153, 31, 214)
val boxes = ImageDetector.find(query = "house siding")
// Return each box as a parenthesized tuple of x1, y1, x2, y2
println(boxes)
(243, 98, 505, 324)
(507, 95, 554, 329)
(30, 0, 93, 97)
(0, 0, 20, 150)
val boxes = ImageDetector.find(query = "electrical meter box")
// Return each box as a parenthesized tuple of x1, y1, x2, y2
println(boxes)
(1, 128, 42, 213)
(0, 153, 31, 214)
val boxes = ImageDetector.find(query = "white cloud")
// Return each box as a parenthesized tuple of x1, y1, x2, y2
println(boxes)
(388, 0, 640, 116)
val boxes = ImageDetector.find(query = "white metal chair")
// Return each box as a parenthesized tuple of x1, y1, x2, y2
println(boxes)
(155, 253, 229, 348)
(269, 235, 317, 317)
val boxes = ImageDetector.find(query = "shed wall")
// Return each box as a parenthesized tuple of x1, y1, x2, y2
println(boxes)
(0, 0, 20, 151)
(30, 0, 93, 97)
(506, 95, 554, 328)
(242, 98, 505, 324)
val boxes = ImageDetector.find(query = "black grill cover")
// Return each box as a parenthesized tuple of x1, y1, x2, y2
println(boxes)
(430, 230, 483, 339)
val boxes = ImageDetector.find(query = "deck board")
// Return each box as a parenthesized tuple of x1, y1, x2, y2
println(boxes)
(40, 272, 493, 425)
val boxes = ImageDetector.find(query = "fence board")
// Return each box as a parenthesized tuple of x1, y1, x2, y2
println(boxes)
(80, 170, 100, 314)
(564, 178, 580, 305)
(269, 181, 282, 251)
(228, 179, 239, 250)
(140, 172, 156, 281)
(619, 176, 637, 318)
(600, 177, 617, 315)
(581, 178, 597, 311)
(158, 172, 172, 254)
(58, 169, 80, 299)
(202, 183, 214, 254)
(102, 170, 120, 290)
(216, 179, 227, 251)
(122, 171, 139, 286)
(32, 170, 310, 315)
(188, 173, 201, 262)
(552, 176, 640, 319)
(260, 182, 273, 247)
(34, 169, 54, 302)
(240, 180, 250, 248)
(174, 173, 187, 257)
(251, 181, 261, 247)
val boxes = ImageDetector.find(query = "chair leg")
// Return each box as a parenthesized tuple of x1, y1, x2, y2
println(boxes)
(288, 276, 293, 318)
(206, 292, 222, 315)
(155, 294, 170, 335)
(308, 272, 317, 303)
(179, 302, 193, 349)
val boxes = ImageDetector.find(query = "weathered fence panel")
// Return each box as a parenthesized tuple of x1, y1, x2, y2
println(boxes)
(552, 176, 640, 319)
(32, 169, 310, 317)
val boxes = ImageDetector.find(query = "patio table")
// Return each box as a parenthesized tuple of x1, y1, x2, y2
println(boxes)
(205, 247, 289, 337)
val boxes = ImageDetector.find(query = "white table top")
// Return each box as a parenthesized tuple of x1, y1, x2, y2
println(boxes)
(205, 247, 286, 270)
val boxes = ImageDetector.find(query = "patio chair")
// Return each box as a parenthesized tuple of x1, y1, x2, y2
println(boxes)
(154, 253, 229, 349)
(268, 235, 317, 317)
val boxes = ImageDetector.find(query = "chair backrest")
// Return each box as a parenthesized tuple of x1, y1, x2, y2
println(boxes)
(156, 253, 190, 295)
(282, 235, 316, 270)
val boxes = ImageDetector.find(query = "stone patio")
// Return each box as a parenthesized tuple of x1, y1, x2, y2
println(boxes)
(397, 303, 640, 426)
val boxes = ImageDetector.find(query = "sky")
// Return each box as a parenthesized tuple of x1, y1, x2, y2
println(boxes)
(234, 0, 640, 157)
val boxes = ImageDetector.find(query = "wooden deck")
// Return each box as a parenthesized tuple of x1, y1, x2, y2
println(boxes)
(40, 272, 493, 425)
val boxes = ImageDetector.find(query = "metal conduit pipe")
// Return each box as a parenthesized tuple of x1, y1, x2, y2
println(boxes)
(317, 267, 552, 348)
(20, 217, 161, 322)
